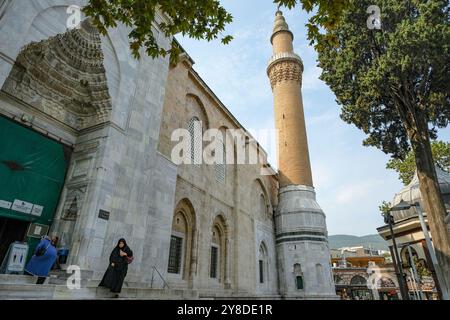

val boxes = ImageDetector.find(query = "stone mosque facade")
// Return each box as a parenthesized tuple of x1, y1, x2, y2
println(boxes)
(0, 1, 336, 299)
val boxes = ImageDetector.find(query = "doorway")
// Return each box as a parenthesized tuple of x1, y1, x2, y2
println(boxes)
(0, 217, 29, 265)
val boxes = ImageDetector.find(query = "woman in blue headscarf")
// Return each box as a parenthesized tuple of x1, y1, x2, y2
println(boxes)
(24, 236, 58, 284)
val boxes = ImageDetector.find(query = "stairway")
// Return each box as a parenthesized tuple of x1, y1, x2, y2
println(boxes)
(0, 274, 199, 300)
(198, 288, 282, 300)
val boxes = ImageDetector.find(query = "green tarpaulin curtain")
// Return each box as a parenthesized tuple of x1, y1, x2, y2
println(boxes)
(0, 116, 71, 261)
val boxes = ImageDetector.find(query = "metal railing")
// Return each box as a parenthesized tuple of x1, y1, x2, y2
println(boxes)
(150, 266, 169, 289)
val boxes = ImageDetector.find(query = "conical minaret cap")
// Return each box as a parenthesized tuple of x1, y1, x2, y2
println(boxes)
(271, 10, 293, 43)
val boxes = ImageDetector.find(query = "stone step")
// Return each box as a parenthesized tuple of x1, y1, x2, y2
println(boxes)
(0, 282, 199, 300)
(47, 269, 93, 287)
(197, 288, 283, 300)
(49, 269, 93, 280)
(0, 274, 52, 285)
(85, 279, 158, 289)
(198, 289, 235, 297)
(0, 284, 55, 299)
(200, 293, 282, 300)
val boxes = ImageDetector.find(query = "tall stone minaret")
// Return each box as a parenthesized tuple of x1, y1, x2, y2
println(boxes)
(267, 11, 336, 299)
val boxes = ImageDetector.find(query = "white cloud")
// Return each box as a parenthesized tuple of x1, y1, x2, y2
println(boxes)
(312, 161, 333, 189)
(335, 179, 385, 204)
(308, 110, 337, 126)
(302, 66, 327, 91)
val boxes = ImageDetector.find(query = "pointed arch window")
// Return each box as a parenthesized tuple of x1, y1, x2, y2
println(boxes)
(210, 226, 221, 279)
(168, 212, 188, 275)
(167, 200, 196, 281)
(214, 129, 226, 183)
(258, 243, 268, 285)
(294, 263, 304, 290)
(168, 235, 183, 274)
(210, 216, 227, 284)
(188, 117, 202, 166)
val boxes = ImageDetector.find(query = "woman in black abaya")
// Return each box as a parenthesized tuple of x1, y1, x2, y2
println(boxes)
(99, 238, 133, 296)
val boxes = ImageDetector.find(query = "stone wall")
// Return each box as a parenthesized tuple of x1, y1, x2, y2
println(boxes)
(158, 57, 279, 295)
(0, 0, 281, 297)
(0, 0, 176, 286)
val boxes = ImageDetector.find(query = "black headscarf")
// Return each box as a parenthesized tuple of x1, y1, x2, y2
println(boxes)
(115, 238, 132, 257)
(117, 238, 127, 248)
(100, 238, 133, 292)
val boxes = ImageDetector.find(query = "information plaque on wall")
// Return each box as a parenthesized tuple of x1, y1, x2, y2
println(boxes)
(98, 209, 110, 221)
(27, 223, 50, 239)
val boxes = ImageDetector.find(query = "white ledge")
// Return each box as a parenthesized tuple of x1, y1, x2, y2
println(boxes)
(267, 52, 303, 72)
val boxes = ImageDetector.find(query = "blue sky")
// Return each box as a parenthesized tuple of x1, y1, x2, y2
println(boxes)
(176, 0, 450, 236)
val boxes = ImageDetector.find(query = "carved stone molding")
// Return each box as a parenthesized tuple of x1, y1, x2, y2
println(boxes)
(2, 19, 112, 131)
(61, 185, 87, 221)
(267, 59, 303, 89)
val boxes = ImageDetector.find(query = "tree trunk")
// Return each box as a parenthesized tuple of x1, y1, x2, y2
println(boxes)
(409, 113, 450, 297)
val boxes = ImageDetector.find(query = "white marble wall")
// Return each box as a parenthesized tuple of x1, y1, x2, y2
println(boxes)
(0, 0, 177, 286)
(275, 185, 336, 298)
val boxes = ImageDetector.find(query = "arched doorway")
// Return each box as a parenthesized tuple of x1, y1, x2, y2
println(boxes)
(350, 275, 367, 285)
(349, 275, 372, 300)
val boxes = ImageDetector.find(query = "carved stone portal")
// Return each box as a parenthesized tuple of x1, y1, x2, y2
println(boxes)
(2, 19, 112, 130)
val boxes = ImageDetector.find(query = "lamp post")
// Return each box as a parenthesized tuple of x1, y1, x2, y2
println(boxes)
(383, 208, 409, 300)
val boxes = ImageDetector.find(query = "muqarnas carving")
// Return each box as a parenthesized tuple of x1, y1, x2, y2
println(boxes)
(2, 20, 112, 130)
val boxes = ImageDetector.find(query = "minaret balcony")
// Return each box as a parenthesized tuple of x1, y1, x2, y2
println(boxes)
(267, 52, 304, 75)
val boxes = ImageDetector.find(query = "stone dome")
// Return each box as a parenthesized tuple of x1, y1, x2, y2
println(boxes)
(391, 166, 450, 222)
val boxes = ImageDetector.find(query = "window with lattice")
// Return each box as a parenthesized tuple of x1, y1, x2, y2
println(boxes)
(168, 235, 183, 274)
(296, 276, 304, 289)
(215, 139, 226, 183)
(259, 243, 268, 285)
(210, 245, 219, 279)
(259, 260, 264, 283)
(188, 117, 202, 166)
